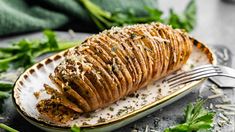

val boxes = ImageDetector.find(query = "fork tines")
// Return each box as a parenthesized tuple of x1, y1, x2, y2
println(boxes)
(165, 65, 222, 88)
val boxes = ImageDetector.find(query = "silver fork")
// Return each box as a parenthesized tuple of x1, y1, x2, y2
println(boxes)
(164, 65, 235, 88)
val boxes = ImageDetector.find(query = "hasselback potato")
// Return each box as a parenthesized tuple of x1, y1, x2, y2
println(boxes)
(37, 23, 193, 122)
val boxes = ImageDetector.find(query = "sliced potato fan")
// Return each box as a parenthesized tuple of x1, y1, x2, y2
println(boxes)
(37, 23, 193, 122)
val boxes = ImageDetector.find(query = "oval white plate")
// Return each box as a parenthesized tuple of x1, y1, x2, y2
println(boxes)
(13, 38, 216, 132)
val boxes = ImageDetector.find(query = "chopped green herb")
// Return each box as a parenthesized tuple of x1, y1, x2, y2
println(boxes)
(97, 117, 106, 123)
(111, 47, 117, 52)
(116, 108, 126, 116)
(109, 107, 114, 111)
(130, 33, 136, 39)
(190, 64, 195, 69)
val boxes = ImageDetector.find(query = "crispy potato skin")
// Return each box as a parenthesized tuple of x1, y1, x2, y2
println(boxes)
(41, 23, 193, 114)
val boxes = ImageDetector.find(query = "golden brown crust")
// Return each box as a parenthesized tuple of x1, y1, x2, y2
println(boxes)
(49, 75, 91, 112)
(42, 84, 83, 113)
(93, 37, 126, 98)
(38, 23, 193, 117)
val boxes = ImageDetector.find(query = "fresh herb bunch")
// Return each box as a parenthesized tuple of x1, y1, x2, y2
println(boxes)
(79, 0, 196, 32)
(164, 100, 215, 132)
(0, 30, 78, 72)
(0, 30, 79, 101)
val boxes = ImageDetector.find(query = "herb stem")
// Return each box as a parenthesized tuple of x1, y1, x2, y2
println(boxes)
(58, 41, 81, 50)
(0, 81, 13, 91)
(0, 91, 10, 99)
(33, 41, 80, 57)
(0, 123, 19, 132)
(0, 47, 20, 52)
(0, 54, 22, 63)
(80, 0, 112, 28)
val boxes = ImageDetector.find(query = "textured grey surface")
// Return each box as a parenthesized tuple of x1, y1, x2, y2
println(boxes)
(1, 0, 235, 132)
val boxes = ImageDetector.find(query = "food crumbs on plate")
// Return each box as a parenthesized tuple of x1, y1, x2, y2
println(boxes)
(97, 117, 106, 123)
(128, 93, 135, 98)
(36, 99, 78, 124)
(82, 122, 89, 125)
(116, 109, 126, 116)
(33, 91, 40, 99)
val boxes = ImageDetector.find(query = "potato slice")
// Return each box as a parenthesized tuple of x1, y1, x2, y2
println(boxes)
(109, 31, 142, 94)
(69, 76, 100, 110)
(85, 42, 121, 100)
(91, 38, 126, 98)
(161, 28, 176, 72)
(39, 84, 83, 113)
(132, 28, 154, 85)
(49, 75, 91, 112)
(99, 34, 134, 96)
(107, 32, 138, 90)
(143, 26, 162, 80)
(128, 36, 148, 87)
(83, 47, 121, 103)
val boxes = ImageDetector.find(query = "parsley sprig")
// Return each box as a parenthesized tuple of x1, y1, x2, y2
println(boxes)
(164, 100, 215, 132)
(71, 125, 81, 132)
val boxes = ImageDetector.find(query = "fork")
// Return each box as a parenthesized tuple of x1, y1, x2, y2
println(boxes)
(164, 65, 235, 88)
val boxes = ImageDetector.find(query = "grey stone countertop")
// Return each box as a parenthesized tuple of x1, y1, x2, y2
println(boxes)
(1, 0, 235, 131)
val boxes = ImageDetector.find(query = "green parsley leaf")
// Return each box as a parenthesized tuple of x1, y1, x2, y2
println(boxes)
(0, 91, 10, 99)
(0, 81, 13, 91)
(43, 30, 59, 50)
(164, 100, 215, 132)
(70, 125, 81, 132)
(184, 0, 197, 31)
(167, 0, 196, 32)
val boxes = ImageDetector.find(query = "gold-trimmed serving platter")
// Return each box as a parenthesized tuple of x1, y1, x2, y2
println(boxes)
(13, 38, 216, 132)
